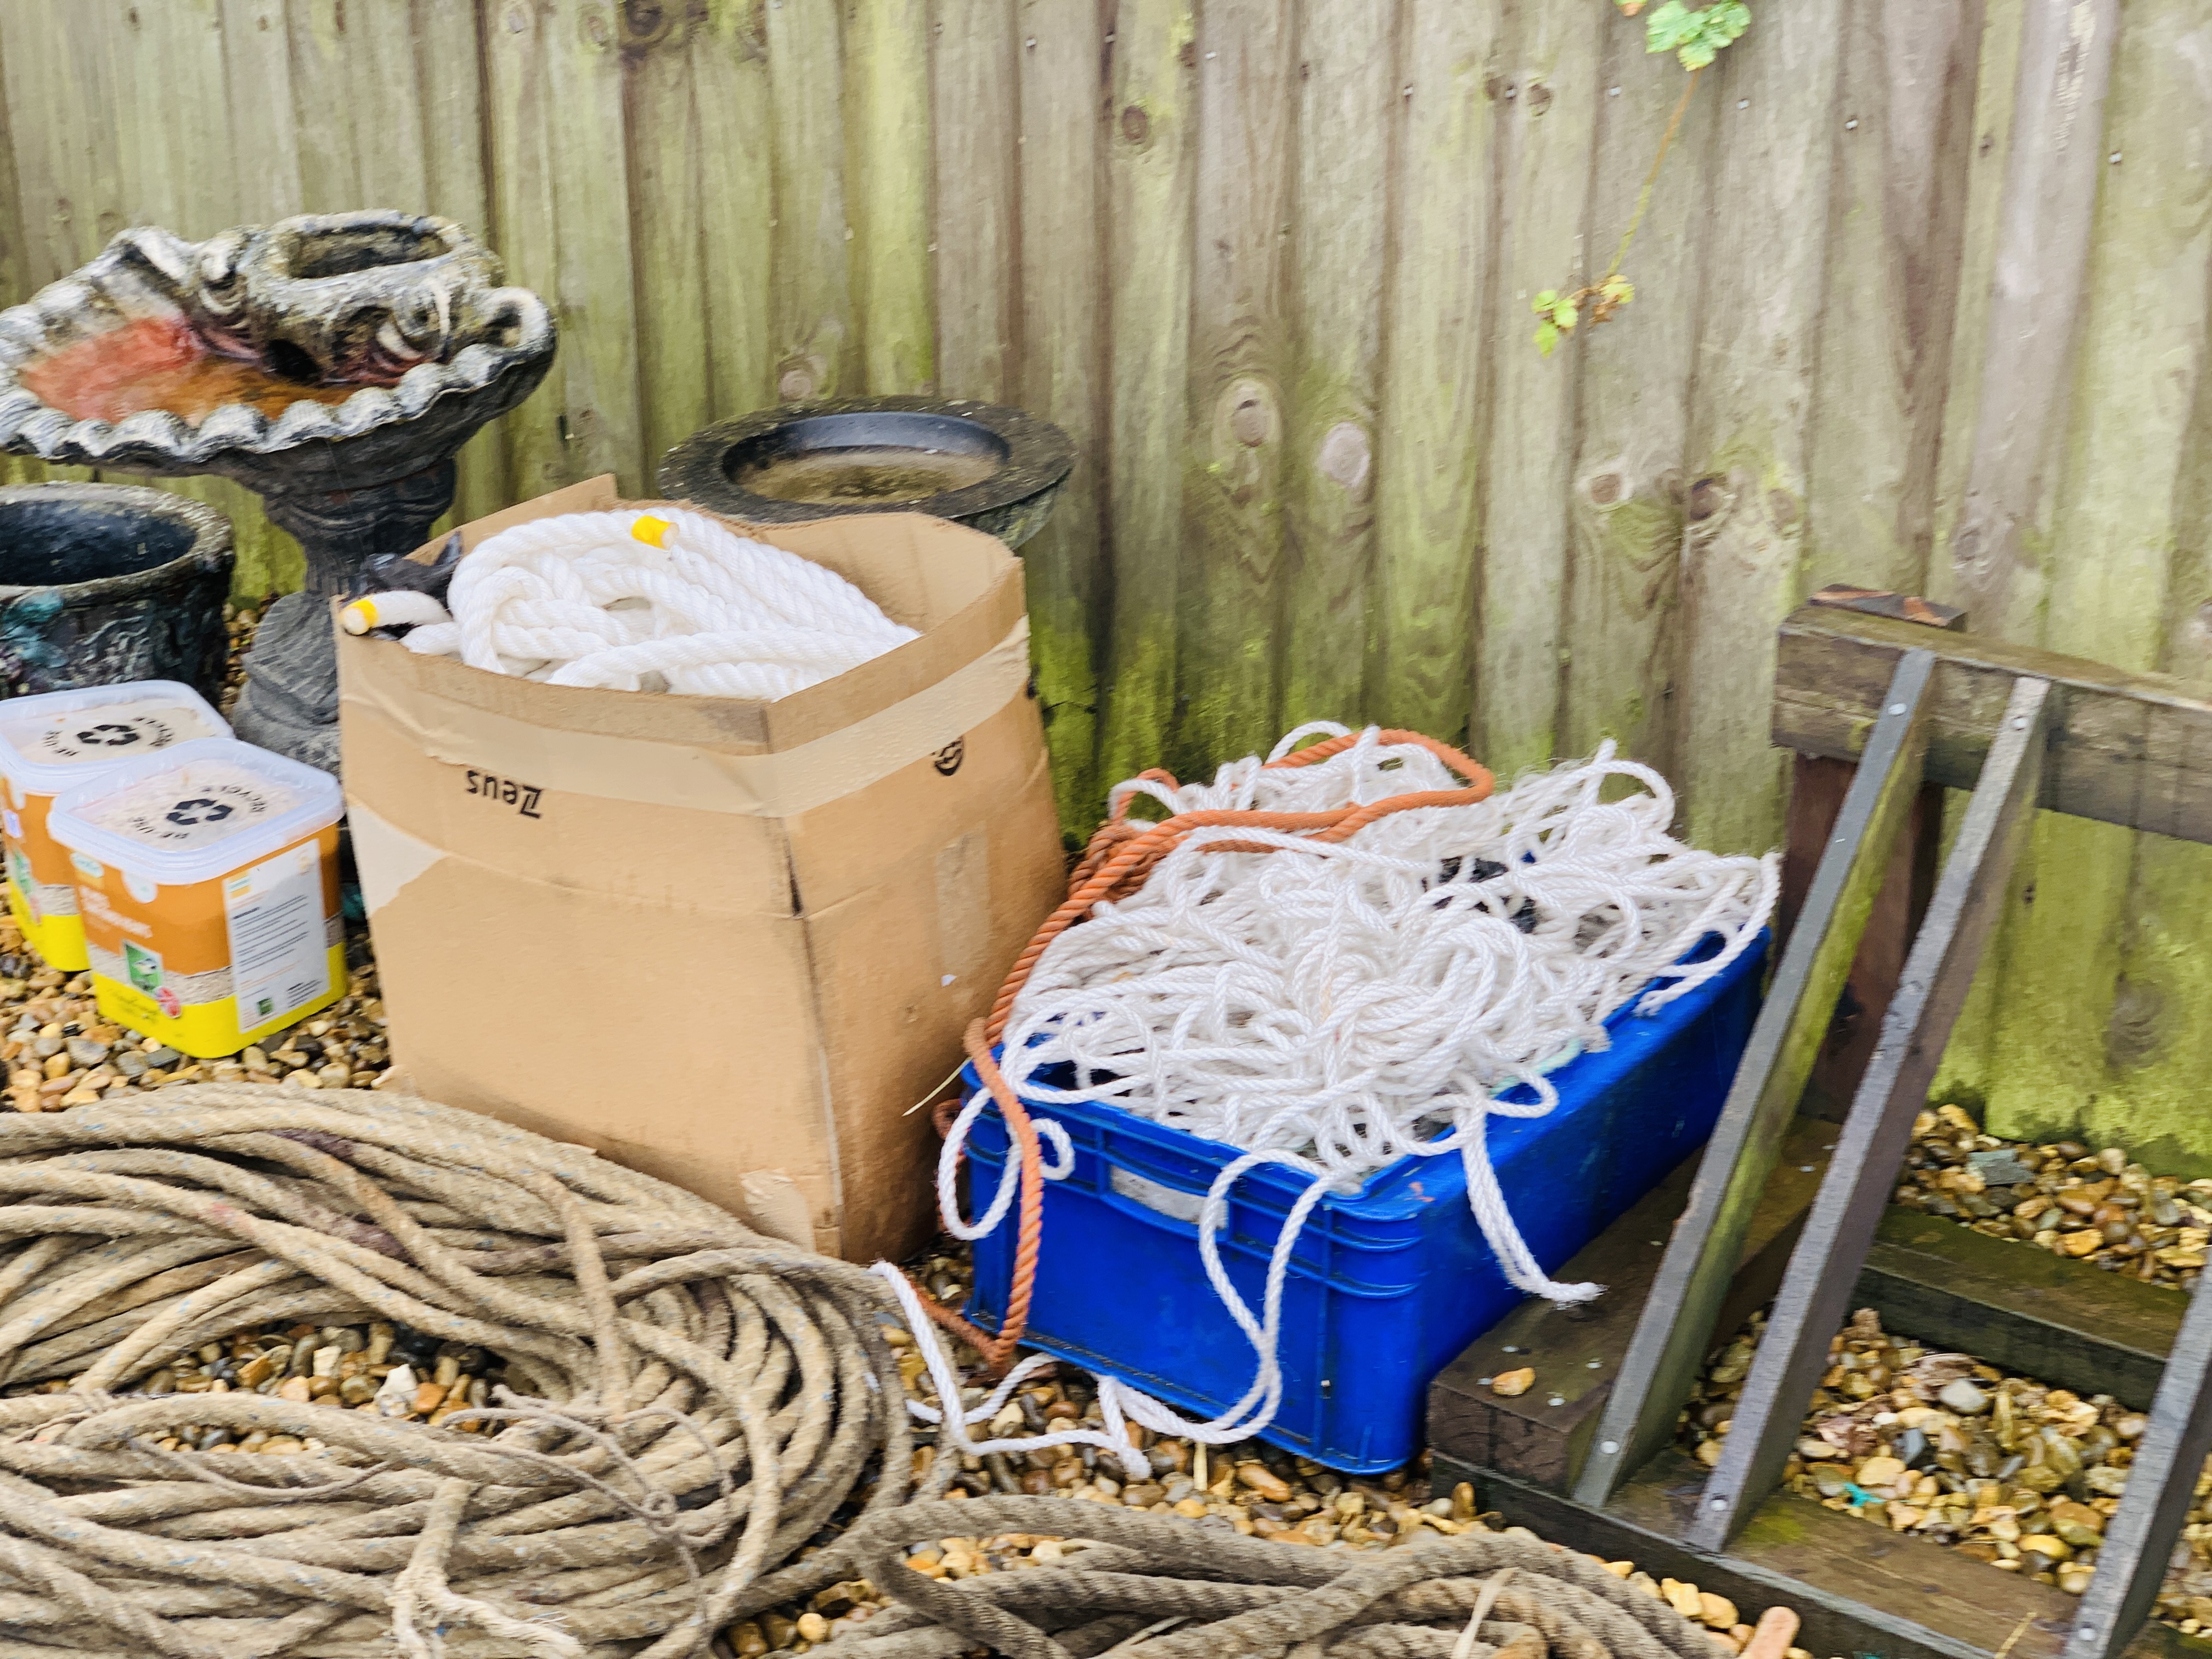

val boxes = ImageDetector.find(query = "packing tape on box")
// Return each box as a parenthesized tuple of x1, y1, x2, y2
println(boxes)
(344, 617, 1030, 824)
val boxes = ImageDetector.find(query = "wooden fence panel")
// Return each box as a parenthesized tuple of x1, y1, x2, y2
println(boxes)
(1172, 0, 1295, 782)
(1557, 25, 1711, 785)
(1475, 0, 1596, 782)
(1016, 0, 1107, 825)
(0, 0, 2205, 1154)
(1676, 5, 1847, 858)
(1276, 0, 1390, 736)
(1096, 0, 1194, 787)
(1367, 0, 1494, 748)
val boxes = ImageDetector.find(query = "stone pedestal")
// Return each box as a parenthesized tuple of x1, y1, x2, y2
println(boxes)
(230, 460, 456, 774)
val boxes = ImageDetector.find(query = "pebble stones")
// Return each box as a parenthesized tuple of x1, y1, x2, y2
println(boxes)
(3, 1318, 505, 1451)
(0, 914, 390, 1113)
(1896, 1104, 2209, 1289)
(1680, 1305, 2212, 1629)
(752, 1246, 1818, 1659)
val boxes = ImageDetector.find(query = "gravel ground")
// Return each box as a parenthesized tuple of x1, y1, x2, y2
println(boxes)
(0, 926, 390, 1110)
(1893, 1103, 2209, 1288)
(725, 1246, 1816, 1657)
(1681, 1105, 2212, 1635)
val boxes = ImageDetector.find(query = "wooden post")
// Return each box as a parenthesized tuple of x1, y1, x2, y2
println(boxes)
(1781, 586, 1964, 1120)
(1575, 651, 1935, 1504)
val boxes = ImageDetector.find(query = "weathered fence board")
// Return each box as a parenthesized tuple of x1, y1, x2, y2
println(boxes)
(0, 0, 2207, 1154)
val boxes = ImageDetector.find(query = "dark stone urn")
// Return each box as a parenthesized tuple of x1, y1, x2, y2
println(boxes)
(0, 210, 556, 772)
(0, 483, 233, 700)
(659, 396, 1076, 550)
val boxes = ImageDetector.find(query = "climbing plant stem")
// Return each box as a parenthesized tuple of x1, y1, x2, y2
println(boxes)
(1605, 66, 1702, 285)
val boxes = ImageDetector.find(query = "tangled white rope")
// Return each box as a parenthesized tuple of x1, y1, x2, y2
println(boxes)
(930, 724, 1778, 1451)
(384, 507, 917, 697)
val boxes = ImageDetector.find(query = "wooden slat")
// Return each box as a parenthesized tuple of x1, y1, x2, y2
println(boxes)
(1917, 0, 2024, 1113)
(2109, 405, 2212, 1172)
(2067, 1273, 2212, 1658)
(1577, 651, 1933, 1505)
(1016, 0, 1105, 827)
(929, 0, 1020, 404)
(627, 2, 777, 478)
(1559, 38, 1715, 778)
(1275, 0, 1391, 733)
(1691, 676, 2050, 1552)
(847, 0, 933, 394)
(1167, 0, 1295, 780)
(1802, 0, 1982, 598)
(98, 0, 297, 598)
(1946, 0, 2121, 642)
(1784, 593, 1960, 1123)
(625, 4, 718, 482)
(1922, 0, 2023, 620)
(546, 0, 643, 490)
(1367, 0, 1497, 746)
(1431, 1177, 2192, 1497)
(1472, 0, 1599, 777)
(221, 0, 303, 218)
(1864, 1209, 2181, 1413)
(1775, 606, 2212, 845)
(1674, 1, 1848, 855)
(1783, 758, 1946, 1124)
(765, 0, 855, 403)
(692, 1, 777, 428)
(408, 0, 507, 526)
(285, 0, 366, 211)
(1451, 1449, 2192, 1659)
(1096, 0, 1195, 787)
(484, 0, 568, 500)
(486, 0, 645, 494)
(0, 3, 123, 503)
(1428, 1117, 1838, 1492)
(0, 0, 120, 289)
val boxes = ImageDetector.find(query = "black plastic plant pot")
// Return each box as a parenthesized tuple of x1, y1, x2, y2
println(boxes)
(658, 396, 1076, 550)
(0, 482, 234, 702)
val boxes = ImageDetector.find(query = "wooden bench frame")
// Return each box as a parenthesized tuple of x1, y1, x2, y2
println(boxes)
(1429, 592, 2212, 1659)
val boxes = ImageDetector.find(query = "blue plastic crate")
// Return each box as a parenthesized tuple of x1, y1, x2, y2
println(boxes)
(960, 932, 1767, 1472)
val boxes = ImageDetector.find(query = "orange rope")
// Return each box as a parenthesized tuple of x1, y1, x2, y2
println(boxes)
(911, 730, 1494, 1375)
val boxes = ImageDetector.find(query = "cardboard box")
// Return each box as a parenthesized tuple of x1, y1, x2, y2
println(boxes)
(338, 476, 1065, 1262)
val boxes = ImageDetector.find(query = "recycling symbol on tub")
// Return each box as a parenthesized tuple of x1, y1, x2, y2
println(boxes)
(74, 723, 142, 748)
(164, 798, 232, 827)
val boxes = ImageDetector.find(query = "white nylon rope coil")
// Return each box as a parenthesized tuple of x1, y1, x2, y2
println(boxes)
(388, 508, 917, 698)
(916, 724, 1778, 1456)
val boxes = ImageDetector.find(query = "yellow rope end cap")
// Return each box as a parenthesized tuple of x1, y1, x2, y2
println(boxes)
(338, 599, 378, 635)
(631, 514, 673, 549)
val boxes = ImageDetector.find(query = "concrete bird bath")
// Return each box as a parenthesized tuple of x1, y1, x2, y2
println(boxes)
(658, 396, 1075, 550)
(0, 211, 556, 771)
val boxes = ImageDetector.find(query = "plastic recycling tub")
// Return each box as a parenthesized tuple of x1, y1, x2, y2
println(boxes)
(961, 932, 1767, 1472)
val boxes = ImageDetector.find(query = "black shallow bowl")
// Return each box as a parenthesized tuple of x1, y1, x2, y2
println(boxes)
(658, 396, 1075, 550)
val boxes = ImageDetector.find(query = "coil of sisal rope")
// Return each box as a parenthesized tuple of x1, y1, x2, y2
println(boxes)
(815, 1496, 1795, 1658)
(342, 508, 917, 698)
(900, 725, 1776, 1463)
(0, 1084, 945, 1658)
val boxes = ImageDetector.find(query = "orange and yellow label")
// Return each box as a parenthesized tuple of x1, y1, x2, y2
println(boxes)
(3, 780, 88, 972)
(71, 825, 343, 1057)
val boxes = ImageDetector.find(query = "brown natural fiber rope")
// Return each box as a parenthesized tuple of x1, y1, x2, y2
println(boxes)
(0, 1083, 944, 1658)
(817, 1497, 1739, 1658)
